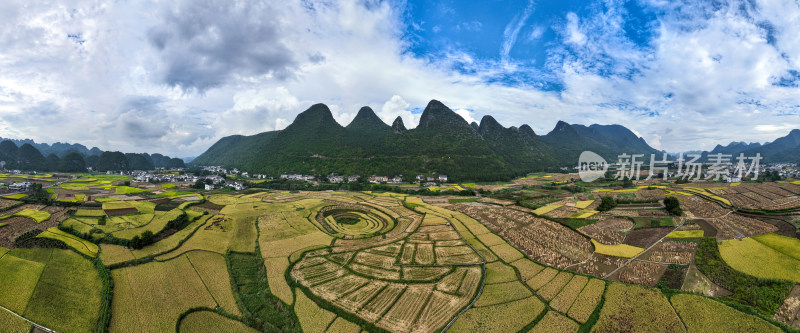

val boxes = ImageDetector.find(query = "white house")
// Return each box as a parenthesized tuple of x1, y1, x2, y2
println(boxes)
(204, 184, 214, 191)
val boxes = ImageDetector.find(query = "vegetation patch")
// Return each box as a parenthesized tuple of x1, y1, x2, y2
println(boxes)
(227, 251, 300, 332)
(671, 294, 780, 332)
(695, 238, 794, 315)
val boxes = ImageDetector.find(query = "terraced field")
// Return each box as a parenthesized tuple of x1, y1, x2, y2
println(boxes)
(0, 188, 793, 332)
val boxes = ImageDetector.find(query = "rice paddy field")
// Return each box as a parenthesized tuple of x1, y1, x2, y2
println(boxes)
(0, 183, 795, 332)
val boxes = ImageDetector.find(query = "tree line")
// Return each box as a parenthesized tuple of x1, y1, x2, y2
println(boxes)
(0, 140, 185, 172)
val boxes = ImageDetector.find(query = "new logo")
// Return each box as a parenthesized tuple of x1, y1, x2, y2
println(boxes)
(578, 151, 607, 182)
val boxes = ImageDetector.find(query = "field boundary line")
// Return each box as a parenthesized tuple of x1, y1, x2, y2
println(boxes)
(0, 302, 56, 332)
(603, 216, 685, 279)
(442, 219, 487, 332)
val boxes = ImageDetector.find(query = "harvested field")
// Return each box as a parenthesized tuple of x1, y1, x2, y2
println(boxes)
(578, 218, 633, 245)
(447, 204, 592, 268)
(624, 227, 673, 248)
(614, 260, 667, 286)
(681, 264, 732, 297)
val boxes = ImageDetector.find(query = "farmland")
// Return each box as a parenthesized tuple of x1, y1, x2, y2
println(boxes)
(0, 174, 797, 332)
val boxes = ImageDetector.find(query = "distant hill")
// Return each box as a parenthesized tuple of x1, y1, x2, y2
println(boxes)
(743, 129, 800, 163)
(192, 100, 661, 181)
(0, 136, 102, 157)
(0, 138, 185, 172)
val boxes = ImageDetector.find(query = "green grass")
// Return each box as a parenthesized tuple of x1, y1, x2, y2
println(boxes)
(160, 184, 177, 188)
(695, 238, 794, 315)
(227, 252, 301, 332)
(4, 194, 27, 200)
(13, 209, 51, 223)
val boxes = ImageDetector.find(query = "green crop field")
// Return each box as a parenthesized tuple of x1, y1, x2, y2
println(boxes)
(37, 227, 99, 257)
(12, 209, 51, 223)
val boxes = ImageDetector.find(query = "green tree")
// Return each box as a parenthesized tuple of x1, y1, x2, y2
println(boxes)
(597, 196, 617, 212)
(663, 196, 682, 216)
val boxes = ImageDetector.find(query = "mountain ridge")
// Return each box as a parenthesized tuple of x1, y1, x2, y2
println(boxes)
(192, 100, 663, 181)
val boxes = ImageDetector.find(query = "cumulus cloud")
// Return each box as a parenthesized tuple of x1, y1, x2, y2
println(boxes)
(147, 0, 297, 92)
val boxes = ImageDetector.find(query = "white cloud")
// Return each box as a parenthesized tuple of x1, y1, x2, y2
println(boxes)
(0, 0, 799, 159)
(501, 0, 536, 62)
(454, 109, 478, 124)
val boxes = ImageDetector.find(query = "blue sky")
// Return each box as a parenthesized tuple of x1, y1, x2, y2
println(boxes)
(0, 0, 799, 156)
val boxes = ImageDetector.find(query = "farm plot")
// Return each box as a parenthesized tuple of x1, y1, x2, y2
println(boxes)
(591, 283, 684, 333)
(612, 260, 666, 286)
(156, 215, 235, 260)
(645, 240, 697, 265)
(110, 254, 232, 332)
(718, 236, 800, 283)
(447, 204, 592, 268)
(179, 311, 256, 333)
(591, 239, 644, 258)
(671, 294, 781, 332)
(21, 249, 103, 333)
(578, 218, 632, 245)
(36, 227, 99, 257)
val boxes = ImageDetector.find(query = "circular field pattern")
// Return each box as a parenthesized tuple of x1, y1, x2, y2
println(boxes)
(317, 204, 393, 239)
